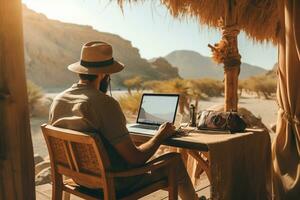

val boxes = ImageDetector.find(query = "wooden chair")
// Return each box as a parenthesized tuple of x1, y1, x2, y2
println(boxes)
(41, 124, 179, 200)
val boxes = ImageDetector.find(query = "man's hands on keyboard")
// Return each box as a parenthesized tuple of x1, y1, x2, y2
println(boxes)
(132, 124, 159, 130)
(155, 122, 176, 141)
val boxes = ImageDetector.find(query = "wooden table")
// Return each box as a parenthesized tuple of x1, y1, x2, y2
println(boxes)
(130, 131, 209, 151)
(130, 128, 272, 199)
(130, 128, 228, 184)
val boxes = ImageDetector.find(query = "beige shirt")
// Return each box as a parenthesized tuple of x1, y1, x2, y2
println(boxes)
(49, 83, 130, 170)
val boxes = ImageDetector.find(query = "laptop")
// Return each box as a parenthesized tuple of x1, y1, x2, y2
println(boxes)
(127, 93, 179, 135)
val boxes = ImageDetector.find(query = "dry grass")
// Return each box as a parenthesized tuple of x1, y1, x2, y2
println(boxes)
(118, 92, 143, 115)
(239, 75, 277, 99)
(27, 80, 44, 115)
(190, 79, 224, 99)
(123, 76, 143, 95)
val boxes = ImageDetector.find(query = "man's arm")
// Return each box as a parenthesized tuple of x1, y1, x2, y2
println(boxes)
(114, 122, 176, 166)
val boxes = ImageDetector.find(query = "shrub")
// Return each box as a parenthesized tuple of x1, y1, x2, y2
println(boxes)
(190, 78, 224, 98)
(123, 76, 143, 95)
(240, 75, 277, 99)
(27, 80, 44, 115)
(118, 92, 142, 115)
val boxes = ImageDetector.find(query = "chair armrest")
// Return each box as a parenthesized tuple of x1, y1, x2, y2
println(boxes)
(107, 153, 179, 178)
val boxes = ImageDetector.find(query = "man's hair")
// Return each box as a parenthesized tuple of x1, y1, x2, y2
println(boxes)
(78, 74, 98, 81)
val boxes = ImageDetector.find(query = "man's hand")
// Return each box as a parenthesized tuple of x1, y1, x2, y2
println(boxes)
(155, 122, 176, 141)
(115, 122, 176, 166)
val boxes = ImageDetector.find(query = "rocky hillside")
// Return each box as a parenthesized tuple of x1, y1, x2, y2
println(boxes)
(164, 50, 267, 80)
(23, 5, 171, 91)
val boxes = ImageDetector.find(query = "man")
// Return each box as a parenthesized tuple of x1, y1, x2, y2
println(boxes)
(49, 41, 199, 199)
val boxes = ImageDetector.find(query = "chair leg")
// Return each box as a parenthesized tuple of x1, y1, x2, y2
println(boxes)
(52, 172, 63, 200)
(63, 192, 71, 200)
(103, 179, 117, 200)
(168, 186, 178, 200)
(62, 176, 71, 200)
(168, 167, 178, 200)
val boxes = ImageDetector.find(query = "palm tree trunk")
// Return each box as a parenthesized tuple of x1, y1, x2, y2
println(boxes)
(224, 66, 240, 111)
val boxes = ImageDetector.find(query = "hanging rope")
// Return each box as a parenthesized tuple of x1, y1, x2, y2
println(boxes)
(280, 107, 300, 126)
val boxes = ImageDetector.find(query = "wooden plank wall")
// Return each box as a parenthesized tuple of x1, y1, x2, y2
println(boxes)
(0, 0, 35, 199)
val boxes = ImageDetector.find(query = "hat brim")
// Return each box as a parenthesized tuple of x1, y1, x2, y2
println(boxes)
(68, 60, 124, 75)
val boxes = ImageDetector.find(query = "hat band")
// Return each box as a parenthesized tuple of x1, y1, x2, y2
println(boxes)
(80, 58, 114, 68)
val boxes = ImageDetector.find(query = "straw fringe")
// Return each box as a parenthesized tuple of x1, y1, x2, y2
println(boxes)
(116, 0, 280, 43)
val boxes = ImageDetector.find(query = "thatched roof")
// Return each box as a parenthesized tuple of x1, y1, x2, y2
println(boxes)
(117, 0, 280, 43)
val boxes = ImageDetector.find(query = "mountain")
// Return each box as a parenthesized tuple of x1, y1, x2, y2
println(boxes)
(22, 5, 171, 91)
(139, 108, 173, 124)
(164, 50, 267, 80)
(149, 57, 181, 79)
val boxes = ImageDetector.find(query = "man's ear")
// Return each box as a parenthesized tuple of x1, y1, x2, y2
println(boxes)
(99, 74, 110, 93)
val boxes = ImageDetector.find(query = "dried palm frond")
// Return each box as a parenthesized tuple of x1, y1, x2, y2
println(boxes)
(116, 0, 280, 43)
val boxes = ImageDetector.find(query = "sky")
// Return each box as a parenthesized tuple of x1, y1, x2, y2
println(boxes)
(22, 0, 277, 70)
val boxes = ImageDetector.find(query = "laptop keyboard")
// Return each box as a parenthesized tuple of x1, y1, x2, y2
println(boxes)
(131, 124, 159, 130)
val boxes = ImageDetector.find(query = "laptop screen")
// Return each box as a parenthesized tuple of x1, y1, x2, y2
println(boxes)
(137, 94, 179, 125)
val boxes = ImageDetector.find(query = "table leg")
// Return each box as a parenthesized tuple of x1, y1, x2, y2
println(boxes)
(188, 150, 211, 183)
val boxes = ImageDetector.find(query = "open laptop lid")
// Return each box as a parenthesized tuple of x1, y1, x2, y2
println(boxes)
(136, 93, 179, 126)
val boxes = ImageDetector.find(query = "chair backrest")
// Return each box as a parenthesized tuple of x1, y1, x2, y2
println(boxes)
(41, 124, 113, 189)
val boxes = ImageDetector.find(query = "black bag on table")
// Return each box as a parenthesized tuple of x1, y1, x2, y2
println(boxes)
(197, 110, 247, 133)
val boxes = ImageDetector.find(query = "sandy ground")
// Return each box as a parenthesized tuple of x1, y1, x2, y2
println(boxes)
(31, 92, 278, 158)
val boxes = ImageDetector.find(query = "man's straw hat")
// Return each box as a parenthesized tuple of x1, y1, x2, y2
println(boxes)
(68, 41, 124, 75)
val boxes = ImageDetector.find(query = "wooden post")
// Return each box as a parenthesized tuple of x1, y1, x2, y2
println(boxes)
(0, 0, 35, 199)
(208, 0, 241, 112)
(223, 0, 240, 112)
(223, 45, 240, 112)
